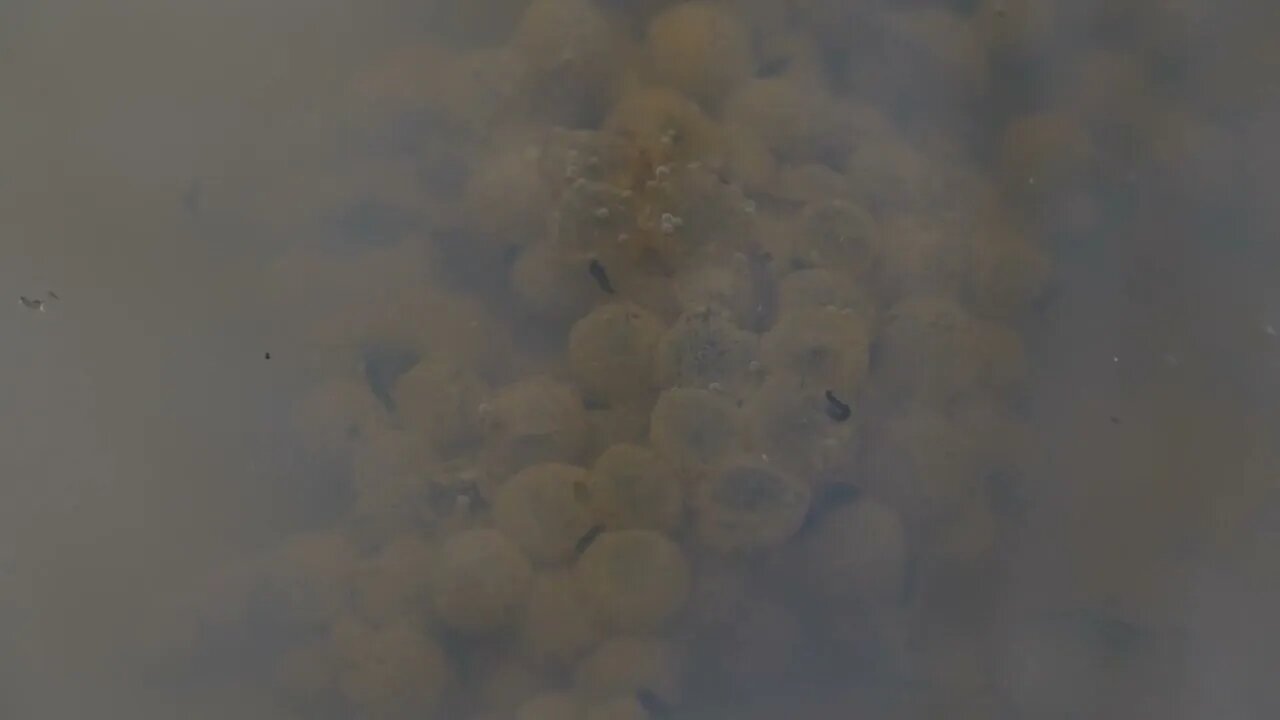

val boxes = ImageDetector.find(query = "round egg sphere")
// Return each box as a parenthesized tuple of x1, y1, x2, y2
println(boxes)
(575, 530, 691, 633)
(693, 459, 811, 553)
(569, 303, 666, 404)
(432, 528, 533, 633)
(649, 387, 743, 475)
(494, 462, 597, 564)
(588, 443, 684, 533)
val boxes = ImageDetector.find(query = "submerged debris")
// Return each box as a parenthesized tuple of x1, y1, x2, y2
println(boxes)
(19, 296, 45, 311)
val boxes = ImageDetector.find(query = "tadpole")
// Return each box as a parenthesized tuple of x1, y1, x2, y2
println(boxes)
(588, 258, 616, 294)
(575, 524, 606, 555)
(824, 390, 851, 422)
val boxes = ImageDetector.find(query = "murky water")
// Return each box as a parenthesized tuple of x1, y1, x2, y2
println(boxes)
(3, 1, 1279, 718)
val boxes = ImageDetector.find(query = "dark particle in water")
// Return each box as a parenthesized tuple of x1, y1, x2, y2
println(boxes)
(264, 352, 271, 360)
(47, 290, 60, 300)
(1110, 415, 1121, 424)
(635, 688, 672, 718)
(575, 524, 606, 555)
(588, 258, 616, 294)
(824, 390, 851, 421)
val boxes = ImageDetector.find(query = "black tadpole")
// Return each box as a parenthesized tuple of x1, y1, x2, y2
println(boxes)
(588, 258, 616, 294)
(824, 390, 851, 422)
(575, 524, 606, 555)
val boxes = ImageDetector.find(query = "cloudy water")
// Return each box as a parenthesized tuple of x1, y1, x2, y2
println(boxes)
(3, 1, 1279, 718)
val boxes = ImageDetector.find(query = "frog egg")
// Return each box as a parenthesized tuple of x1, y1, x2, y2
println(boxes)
(844, 8, 988, 121)
(514, 0, 625, 124)
(351, 534, 435, 626)
(464, 133, 553, 247)
(294, 378, 392, 458)
(331, 617, 456, 720)
(584, 405, 651, 461)
(483, 376, 589, 475)
(511, 241, 600, 326)
(521, 569, 601, 670)
(603, 85, 723, 165)
(743, 374, 858, 478)
(761, 306, 872, 398)
(653, 308, 760, 397)
(875, 294, 983, 399)
(569, 303, 666, 404)
(494, 462, 596, 564)
(770, 163, 853, 205)
(776, 267, 876, 322)
(257, 531, 359, 629)
(649, 388, 743, 475)
(553, 177, 634, 259)
(575, 530, 691, 633)
(864, 404, 981, 526)
(432, 528, 533, 633)
(721, 126, 777, 193)
(393, 358, 489, 456)
(787, 200, 881, 279)
(345, 428, 441, 547)
(673, 252, 767, 332)
(693, 459, 811, 553)
(519, 693, 587, 720)
(589, 444, 684, 533)
(475, 655, 544, 718)
(646, 1, 753, 109)
(804, 499, 906, 609)
(968, 219, 1051, 320)
(723, 74, 848, 164)
(877, 214, 976, 301)
(573, 636, 685, 704)
(842, 122, 938, 217)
